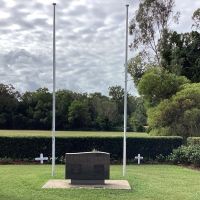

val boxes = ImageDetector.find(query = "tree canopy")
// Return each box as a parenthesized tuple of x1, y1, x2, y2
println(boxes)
(128, 2, 200, 138)
(148, 83, 200, 138)
(138, 68, 189, 106)
(160, 31, 200, 82)
(129, 0, 179, 64)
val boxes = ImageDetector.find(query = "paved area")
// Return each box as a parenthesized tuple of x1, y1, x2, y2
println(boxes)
(42, 179, 131, 190)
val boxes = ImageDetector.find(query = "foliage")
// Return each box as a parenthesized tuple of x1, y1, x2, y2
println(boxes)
(129, 0, 179, 64)
(192, 8, 200, 30)
(0, 136, 182, 161)
(0, 83, 147, 131)
(129, 97, 147, 131)
(21, 88, 52, 130)
(160, 31, 200, 82)
(168, 145, 200, 166)
(68, 100, 91, 129)
(95, 100, 119, 130)
(88, 91, 121, 130)
(187, 137, 200, 146)
(127, 53, 153, 85)
(128, 52, 158, 85)
(109, 86, 124, 102)
(109, 85, 130, 114)
(108, 86, 146, 131)
(138, 68, 189, 106)
(56, 90, 81, 129)
(0, 84, 20, 129)
(148, 83, 200, 138)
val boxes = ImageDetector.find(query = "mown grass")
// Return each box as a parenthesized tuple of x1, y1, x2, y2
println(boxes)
(0, 130, 148, 138)
(0, 165, 199, 200)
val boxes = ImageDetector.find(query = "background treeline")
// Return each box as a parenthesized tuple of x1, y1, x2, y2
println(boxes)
(0, 84, 146, 131)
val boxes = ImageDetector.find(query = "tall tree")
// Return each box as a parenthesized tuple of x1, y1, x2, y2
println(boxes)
(129, 0, 179, 64)
(56, 90, 79, 129)
(0, 84, 20, 129)
(192, 8, 200, 30)
(129, 97, 147, 132)
(109, 86, 124, 115)
(21, 88, 52, 130)
(68, 100, 91, 129)
(160, 31, 200, 82)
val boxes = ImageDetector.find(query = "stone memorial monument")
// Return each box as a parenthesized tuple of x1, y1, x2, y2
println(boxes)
(65, 151, 110, 185)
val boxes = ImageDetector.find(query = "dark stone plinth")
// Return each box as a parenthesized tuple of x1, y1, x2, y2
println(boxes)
(65, 151, 110, 185)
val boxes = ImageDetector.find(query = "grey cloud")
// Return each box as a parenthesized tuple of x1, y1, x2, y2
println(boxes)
(66, 5, 89, 16)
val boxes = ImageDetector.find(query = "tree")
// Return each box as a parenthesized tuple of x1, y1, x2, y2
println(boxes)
(138, 68, 190, 106)
(108, 86, 142, 128)
(128, 53, 147, 85)
(109, 86, 124, 115)
(56, 90, 80, 129)
(129, 97, 147, 132)
(129, 0, 179, 64)
(21, 88, 52, 129)
(0, 83, 145, 131)
(109, 86, 124, 102)
(148, 83, 200, 138)
(160, 31, 200, 82)
(95, 100, 119, 130)
(192, 8, 200, 30)
(0, 84, 20, 129)
(68, 100, 91, 129)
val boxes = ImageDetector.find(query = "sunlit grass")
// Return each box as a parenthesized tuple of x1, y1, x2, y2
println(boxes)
(0, 130, 148, 138)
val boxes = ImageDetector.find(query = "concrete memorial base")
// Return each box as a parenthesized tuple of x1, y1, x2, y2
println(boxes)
(42, 179, 131, 190)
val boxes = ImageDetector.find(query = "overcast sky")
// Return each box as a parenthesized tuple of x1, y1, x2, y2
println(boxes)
(0, 0, 199, 95)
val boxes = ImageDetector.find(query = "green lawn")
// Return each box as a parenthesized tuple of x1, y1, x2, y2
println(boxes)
(0, 165, 199, 200)
(0, 130, 148, 137)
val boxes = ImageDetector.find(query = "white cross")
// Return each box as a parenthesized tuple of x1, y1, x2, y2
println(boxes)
(135, 154, 143, 165)
(35, 153, 48, 164)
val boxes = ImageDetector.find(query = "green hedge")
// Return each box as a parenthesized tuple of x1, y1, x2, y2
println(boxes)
(0, 136, 183, 162)
(187, 137, 200, 146)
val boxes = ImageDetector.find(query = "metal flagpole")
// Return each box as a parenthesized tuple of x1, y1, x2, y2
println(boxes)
(52, 2, 56, 177)
(123, 4, 129, 177)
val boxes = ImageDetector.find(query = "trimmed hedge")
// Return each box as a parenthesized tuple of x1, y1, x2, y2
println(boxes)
(0, 136, 183, 162)
(187, 137, 200, 146)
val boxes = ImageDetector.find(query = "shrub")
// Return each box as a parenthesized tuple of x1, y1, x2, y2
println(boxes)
(168, 145, 200, 166)
(0, 136, 183, 162)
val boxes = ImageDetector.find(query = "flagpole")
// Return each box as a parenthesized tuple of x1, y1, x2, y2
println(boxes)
(123, 4, 129, 177)
(52, 2, 56, 177)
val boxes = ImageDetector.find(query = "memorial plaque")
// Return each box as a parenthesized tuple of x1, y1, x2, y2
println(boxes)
(65, 151, 110, 185)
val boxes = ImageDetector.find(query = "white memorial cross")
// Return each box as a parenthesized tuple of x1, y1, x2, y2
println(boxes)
(35, 153, 48, 164)
(135, 154, 143, 165)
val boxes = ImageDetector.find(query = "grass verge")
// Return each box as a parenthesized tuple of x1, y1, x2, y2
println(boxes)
(0, 165, 199, 200)
(0, 130, 148, 138)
